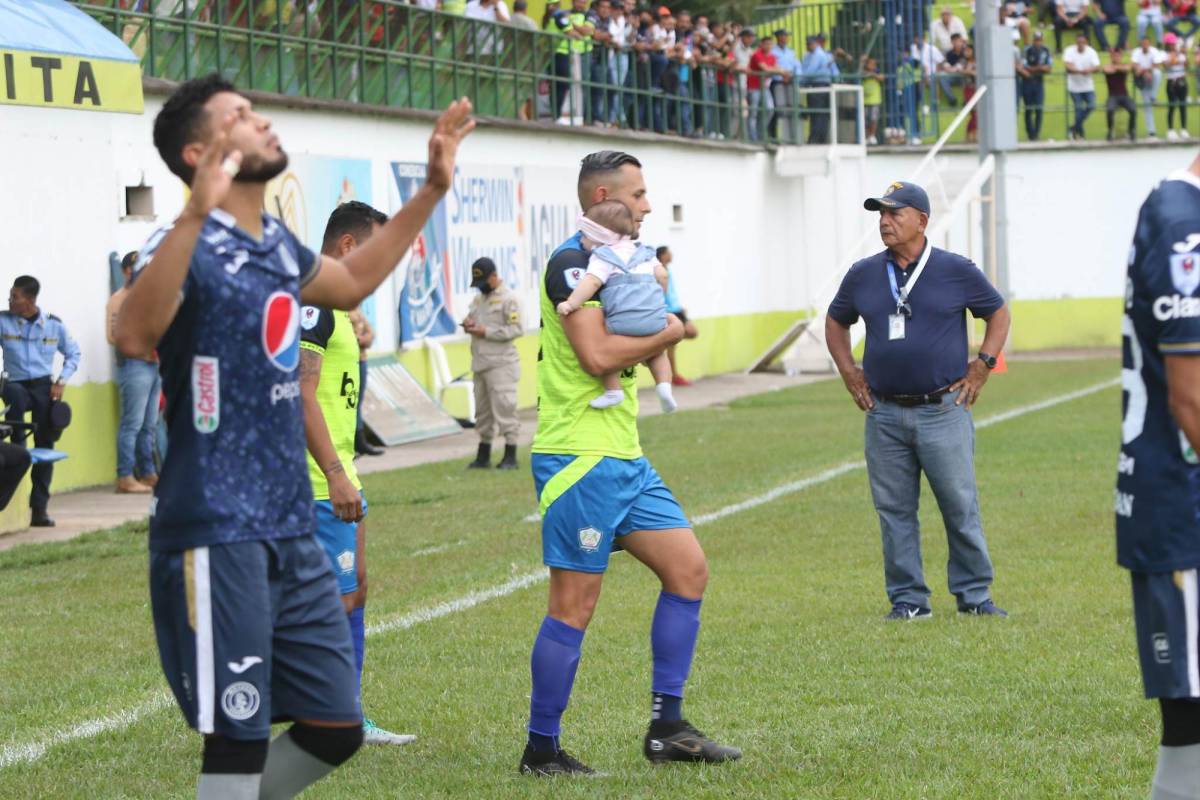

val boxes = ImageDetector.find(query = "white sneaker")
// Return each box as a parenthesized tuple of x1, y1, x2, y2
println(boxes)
(1167, 129, 1179, 141)
(1181, 129, 1191, 139)
(363, 718, 416, 746)
(910, 136, 922, 145)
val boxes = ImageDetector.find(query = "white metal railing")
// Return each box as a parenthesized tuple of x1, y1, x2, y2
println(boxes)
(761, 85, 992, 373)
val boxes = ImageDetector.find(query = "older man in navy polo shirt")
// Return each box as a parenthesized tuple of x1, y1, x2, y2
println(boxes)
(825, 181, 1012, 621)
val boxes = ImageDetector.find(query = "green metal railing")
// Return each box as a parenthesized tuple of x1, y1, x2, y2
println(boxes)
(72, 0, 865, 146)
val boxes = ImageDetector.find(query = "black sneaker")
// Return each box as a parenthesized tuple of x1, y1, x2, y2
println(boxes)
(884, 602, 932, 621)
(519, 744, 600, 777)
(958, 599, 1008, 618)
(644, 719, 742, 764)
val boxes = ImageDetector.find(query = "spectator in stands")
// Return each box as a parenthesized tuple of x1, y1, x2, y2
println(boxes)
(1063, 31, 1101, 138)
(912, 33, 953, 107)
(648, 10, 674, 132)
(107, 251, 160, 494)
(1137, 0, 1165, 43)
(544, 0, 577, 122)
(510, 0, 538, 30)
(1094, 0, 1132, 51)
(465, 0, 511, 58)
(771, 30, 800, 142)
(1166, 0, 1200, 41)
(565, 0, 595, 124)
(962, 44, 979, 142)
(607, 0, 633, 125)
(801, 32, 839, 144)
(1163, 33, 1190, 138)
(899, 55, 924, 144)
(748, 33, 780, 141)
(861, 55, 883, 144)
(940, 33, 970, 106)
(931, 6, 968, 53)
(1055, 0, 1093, 52)
(656, 246, 699, 387)
(1018, 30, 1054, 140)
(1131, 35, 1166, 137)
(1003, 1, 1035, 45)
(586, 0, 613, 125)
(1103, 47, 1138, 139)
(0, 276, 80, 528)
(733, 26, 756, 137)
(669, 10, 697, 136)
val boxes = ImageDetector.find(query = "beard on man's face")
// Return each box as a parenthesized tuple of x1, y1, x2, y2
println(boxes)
(233, 150, 289, 183)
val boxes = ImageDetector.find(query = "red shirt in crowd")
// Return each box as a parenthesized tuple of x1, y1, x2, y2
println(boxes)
(748, 50, 776, 90)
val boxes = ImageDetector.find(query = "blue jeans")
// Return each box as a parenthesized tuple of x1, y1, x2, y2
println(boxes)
(1020, 78, 1045, 139)
(116, 358, 160, 478)
(747, 88, 773, 141)
(1069, 90, 1095, 136)
(1095, 13, 1131, 51)
(863, 390, 994, 608)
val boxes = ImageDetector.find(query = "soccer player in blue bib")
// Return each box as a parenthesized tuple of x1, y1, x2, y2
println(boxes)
(115, 75, 473, 799)
(1118, 154, 1200, 799)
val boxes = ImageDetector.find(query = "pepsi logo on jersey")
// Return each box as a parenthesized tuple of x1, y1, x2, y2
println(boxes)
(262, 292, 300, 371)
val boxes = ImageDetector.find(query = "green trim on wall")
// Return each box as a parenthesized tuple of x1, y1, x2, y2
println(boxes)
(54, 382, 120, 491)
(1007, 297, 1123, 351)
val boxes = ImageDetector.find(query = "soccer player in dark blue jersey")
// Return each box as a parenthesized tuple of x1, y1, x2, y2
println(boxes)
(115, 75, 473, 799)
(1118, 154, 1200, 800)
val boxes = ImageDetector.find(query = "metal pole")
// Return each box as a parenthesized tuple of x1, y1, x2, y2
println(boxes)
(976, 0, 1016, 299)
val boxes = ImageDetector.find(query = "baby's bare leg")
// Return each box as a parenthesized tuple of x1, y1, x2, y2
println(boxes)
(648, 350, 678, 413)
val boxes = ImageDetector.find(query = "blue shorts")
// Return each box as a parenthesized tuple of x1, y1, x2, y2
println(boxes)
(1132, 569, 1200, 699)
(313, 494, 368, 595)
(149, 535, 360, 739)
(532, 454, 690, 573)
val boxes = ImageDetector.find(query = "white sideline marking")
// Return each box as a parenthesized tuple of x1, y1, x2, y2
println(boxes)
(365, 569, 549, 637)
(411, 540, 467, 557)
(0, 693, 173, 769)
(0, 377, 1119, 768)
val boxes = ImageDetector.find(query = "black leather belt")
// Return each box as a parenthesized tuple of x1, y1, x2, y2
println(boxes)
(876, 383, 957, 407)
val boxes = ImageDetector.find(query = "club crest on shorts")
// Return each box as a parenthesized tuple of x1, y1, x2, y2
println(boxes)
(1170, 252, 1200, 296)
(578, 526, 601, 552)
(221, 681, 261, 721)
(1153, 633, 1171, 664)
(337, 549, 355, 574)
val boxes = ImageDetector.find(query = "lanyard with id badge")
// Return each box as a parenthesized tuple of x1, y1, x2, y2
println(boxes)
(886, 240, 932, 341)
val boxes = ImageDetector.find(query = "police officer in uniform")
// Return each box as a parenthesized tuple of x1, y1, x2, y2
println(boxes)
(0, 275, 81, 527)
(463, 258, 523, 470)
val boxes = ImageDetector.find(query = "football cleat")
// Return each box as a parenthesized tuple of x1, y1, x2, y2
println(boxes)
(519, 744, 601, 777)
(363, 718, 416, 746)
(644, 720, 742, 764)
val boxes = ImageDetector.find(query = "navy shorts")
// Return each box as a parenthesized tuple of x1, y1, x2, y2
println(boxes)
(149, 535, 360, 739)
(532, 454, 690, 573)
(1132, 569, 1200, 699)
(313, 493, 367, 595)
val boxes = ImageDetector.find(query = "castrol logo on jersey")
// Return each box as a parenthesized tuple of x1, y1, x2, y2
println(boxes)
(192, 356, 220, 433)
(262, 291, 300, 371)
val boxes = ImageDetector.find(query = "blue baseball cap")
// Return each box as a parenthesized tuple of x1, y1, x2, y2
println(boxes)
(864, 181, 931, 215)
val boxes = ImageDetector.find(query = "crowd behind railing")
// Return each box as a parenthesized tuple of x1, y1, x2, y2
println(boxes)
(82, 0, 1200, 145)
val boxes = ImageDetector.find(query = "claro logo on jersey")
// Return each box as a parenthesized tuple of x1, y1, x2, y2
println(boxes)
(192, 356, 220, 433)
(262, 292, 300, 371)
(1153, 294, 1200, 321)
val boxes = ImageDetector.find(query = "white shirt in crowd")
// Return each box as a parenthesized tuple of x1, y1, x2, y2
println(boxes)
(1063, 43, 1100, 92)
(931, 15, 967, 53)
(1131, 45, 1167, 71)
(911, 40, 945, 75)
(1057, 0, 1089, 14)
(465, 0, 510, 54)
(608, 12, 632, 49)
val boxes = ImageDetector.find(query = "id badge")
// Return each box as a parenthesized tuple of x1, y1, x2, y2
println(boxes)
(888, 313, 905, 341)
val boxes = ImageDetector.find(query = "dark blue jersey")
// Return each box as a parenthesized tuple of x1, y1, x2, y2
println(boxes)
(1117, 171, 1200, 572)
(135, 209, 320, 553)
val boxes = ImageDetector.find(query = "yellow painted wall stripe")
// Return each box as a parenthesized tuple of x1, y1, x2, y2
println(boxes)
(538, 455, 603, 516)
(0, 49, 143, 114)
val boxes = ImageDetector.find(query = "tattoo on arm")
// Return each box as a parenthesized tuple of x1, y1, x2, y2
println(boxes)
(299, 348, 323, 383)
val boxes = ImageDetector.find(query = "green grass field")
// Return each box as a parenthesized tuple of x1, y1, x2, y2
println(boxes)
(0, 356, 1152, 799)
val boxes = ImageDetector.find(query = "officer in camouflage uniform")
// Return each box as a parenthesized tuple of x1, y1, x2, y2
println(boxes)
(463, 258, 523, 470)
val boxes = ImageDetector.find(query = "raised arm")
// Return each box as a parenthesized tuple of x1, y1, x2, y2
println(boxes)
(562, 307, 683, 376)
(301, 100, 475, 310)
